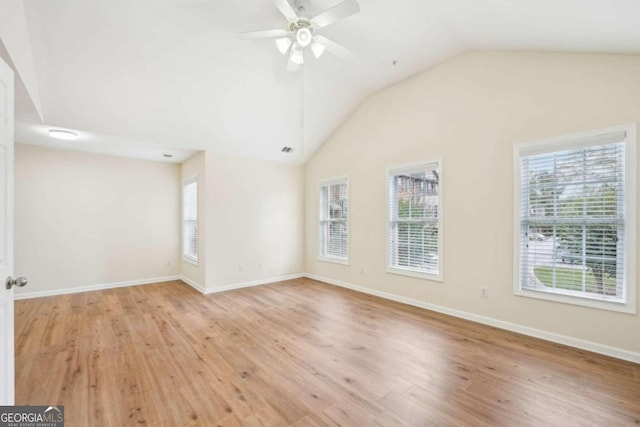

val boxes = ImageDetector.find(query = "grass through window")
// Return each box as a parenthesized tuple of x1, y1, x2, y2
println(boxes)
(534, 266, 616, 294)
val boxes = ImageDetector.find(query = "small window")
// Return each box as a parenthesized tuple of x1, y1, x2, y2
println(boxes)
(182, 176, 198, 264)
(515, 125, 636, 313)
(319, 177, 349, 264)
(388, 161, 442, 280)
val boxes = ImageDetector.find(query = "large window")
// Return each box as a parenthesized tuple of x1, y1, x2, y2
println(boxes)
(319, 177, 349, 264)
(515, 126, 636, 313)
(182, 176, 198, 264)
(388, 161, 442, 280)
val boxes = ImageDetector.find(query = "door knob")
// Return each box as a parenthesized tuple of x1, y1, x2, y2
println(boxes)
(6, 276, 28, 290)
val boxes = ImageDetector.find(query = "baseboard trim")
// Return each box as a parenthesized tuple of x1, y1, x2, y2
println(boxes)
(14, 275, 182, 300)
(179, 275, 206, 294)
(15, 273, 305, 300)
(203, 273, 304, 295)
(304, 273, 640, 365)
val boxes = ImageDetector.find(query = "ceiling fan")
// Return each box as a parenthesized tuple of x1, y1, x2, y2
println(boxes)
(238, 0, 360, 71)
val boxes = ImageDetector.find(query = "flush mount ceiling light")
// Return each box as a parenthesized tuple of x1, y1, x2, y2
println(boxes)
(48, 129, 78, 140)
(238, 0, 359, 72)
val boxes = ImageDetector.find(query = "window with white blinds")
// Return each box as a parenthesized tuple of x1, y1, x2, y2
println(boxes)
(182, 176, 198, 264)
(388, 161, 442, 280)
(515, 127, 636, 313)
(319, 177, 349, 263)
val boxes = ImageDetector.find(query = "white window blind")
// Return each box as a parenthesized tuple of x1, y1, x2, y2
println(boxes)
(319, 178, 349, 263)
(183, 177, 198, 264)
(516, 129, 635, 311)
(388, 161, 441, 279)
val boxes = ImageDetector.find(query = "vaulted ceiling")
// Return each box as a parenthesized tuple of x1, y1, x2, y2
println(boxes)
(8, 0, 640, 163)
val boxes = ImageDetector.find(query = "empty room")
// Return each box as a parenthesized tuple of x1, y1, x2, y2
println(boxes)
(1, 0, 639, 425)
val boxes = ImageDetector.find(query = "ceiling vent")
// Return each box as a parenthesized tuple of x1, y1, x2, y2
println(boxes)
(281, 146, 294, 153)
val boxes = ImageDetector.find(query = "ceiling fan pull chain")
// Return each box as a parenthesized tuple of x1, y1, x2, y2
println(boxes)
(300, 65, 305, 162)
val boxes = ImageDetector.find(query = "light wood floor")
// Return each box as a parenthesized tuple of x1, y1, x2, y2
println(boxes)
(15, 279, 640, 426)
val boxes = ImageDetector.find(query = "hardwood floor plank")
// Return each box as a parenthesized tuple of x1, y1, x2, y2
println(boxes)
(371, 411, 413, 427)
(322, 402, 375, 426)
(378, 390, 461, 426)
(241, 404, 290, 427)
(86, 351, 122, 427)
(14, 279, 640, 426)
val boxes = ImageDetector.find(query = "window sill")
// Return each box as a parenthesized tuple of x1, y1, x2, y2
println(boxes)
(386, 266, 443, 282)
(514, 287, 636, 314)
(183, 257, 199, 266)
(318, 256, 350, 266)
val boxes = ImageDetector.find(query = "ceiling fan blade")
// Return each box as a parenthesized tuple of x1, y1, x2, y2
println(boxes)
(314, 35, 354, 60)
(274, 0, 299, 21)
(237, 29, 289, 39)
(310, 41, 326, 59)
(311, 0, 360, 29)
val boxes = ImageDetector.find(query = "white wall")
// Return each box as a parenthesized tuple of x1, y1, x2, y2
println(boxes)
(15, 144, 180, 295)
(305, 52, 640, 355)
(205, 152, 304, 290)
(180, 152, 206, 290)
(0, 0, 43, 120)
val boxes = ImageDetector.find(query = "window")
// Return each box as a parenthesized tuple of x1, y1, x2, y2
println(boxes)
(515, 125, 636, 313)
(182, 176, 198, 264)
(388, 161, 442, 280)
(319, 177, 349, 264)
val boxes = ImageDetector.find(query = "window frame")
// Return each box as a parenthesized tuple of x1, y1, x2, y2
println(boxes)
(513, 124, 637, 314)
(386, 159, 443, 282)
(318, 176, 350, 265)
(182, 175, 199, 266)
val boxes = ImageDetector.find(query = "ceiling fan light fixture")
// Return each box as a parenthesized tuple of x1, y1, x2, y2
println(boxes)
(291, 45, 304, 65)
(296, 27, 312, 47)
(239, 0, 360, 71)
(275, 37, 293, 54)
(310, 41, 326, 59)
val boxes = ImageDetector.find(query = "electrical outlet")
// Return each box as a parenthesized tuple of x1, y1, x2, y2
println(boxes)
(480, 287, 488, 298)
(238, 265, 244, 272)
(360, 267, 365, 274)
(166, 260, 171, 267)
(257, 263, 263, 271)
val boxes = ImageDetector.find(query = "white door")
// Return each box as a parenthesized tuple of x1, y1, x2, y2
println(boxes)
(0, 56, 15, 405)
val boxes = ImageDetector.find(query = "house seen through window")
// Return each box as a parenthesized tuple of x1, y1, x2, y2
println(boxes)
(388, 161, 442, 280)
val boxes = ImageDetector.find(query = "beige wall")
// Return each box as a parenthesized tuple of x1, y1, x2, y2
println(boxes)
(180, 152, 206, 289)
(305, 52, 640, 354)
(15, 144, 181, 294)
(205, 152, 304, 290)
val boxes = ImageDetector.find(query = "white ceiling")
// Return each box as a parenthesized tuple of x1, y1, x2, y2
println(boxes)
(11, 0, 640, 164)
